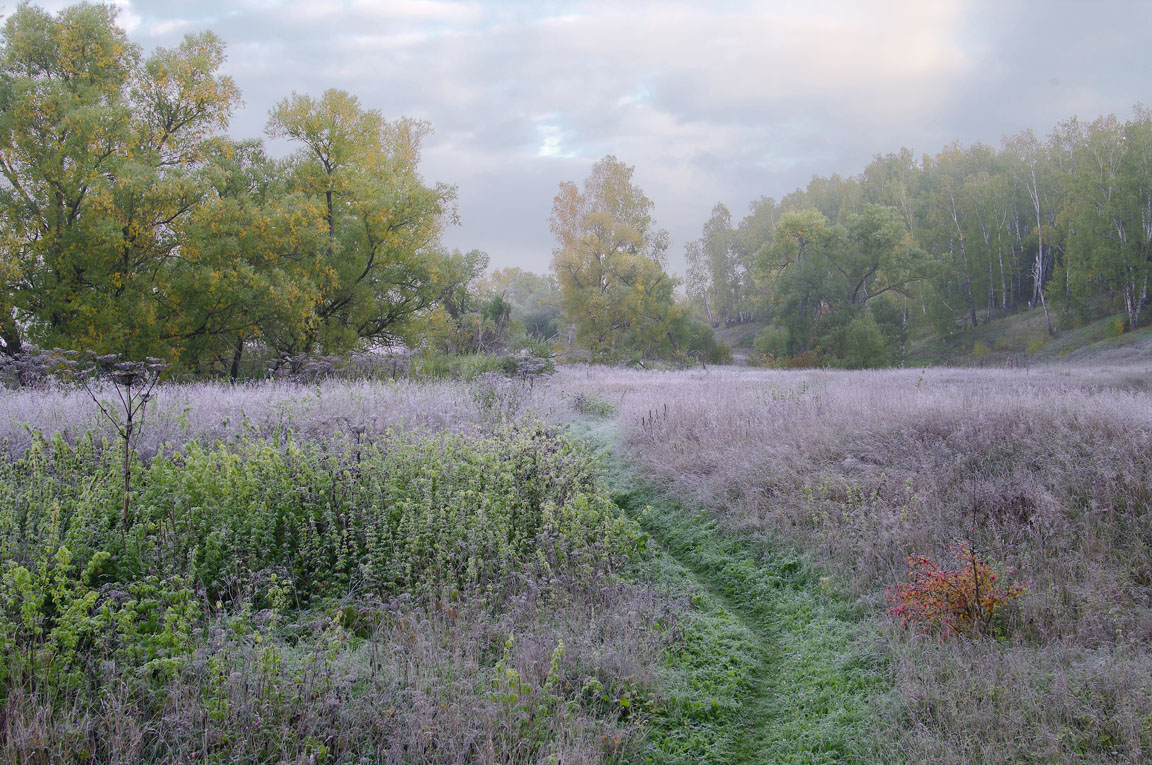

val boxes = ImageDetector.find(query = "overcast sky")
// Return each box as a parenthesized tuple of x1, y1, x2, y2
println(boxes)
(20, 0, 1152, 276)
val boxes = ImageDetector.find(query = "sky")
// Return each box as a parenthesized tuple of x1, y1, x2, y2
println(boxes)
(18, 0, 1152, 277)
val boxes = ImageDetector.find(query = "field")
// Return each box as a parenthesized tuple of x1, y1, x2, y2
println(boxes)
(2, 362, 1151, 763)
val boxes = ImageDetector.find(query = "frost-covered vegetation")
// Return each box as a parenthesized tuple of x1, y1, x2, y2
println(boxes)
(0, 375, 676, 762)
(3, 362, 1150, 762)
(604, 361, 1152, 761)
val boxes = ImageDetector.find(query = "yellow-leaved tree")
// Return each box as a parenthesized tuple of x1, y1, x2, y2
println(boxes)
(550, 156, 683, 360)
(0, 3, 241, 360)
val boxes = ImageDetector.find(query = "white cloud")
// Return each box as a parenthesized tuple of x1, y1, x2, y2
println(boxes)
(24, 0, 1150, 272)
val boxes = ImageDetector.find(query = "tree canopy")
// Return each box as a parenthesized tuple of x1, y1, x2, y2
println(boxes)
(684, 105, 1152, 366)
(0, 3, 461, 376)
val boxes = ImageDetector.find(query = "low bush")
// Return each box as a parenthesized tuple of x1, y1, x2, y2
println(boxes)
(887, 542, 1024, 637)
(570, 390, 617, 417)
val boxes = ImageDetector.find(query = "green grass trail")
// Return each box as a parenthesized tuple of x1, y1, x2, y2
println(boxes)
(571, 420, 891, 764)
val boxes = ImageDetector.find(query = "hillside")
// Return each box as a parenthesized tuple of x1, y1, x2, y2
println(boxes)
(714, 307, 1152, 371)
(908, 307, 1152, 368)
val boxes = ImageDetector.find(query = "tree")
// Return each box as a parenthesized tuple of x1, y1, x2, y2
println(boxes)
(170, 139, 325, 377)
(836, 203, 925, 307)
(732, 195, 779, 319)
(550, 156, 681, 359)
(922, 143, 1002, 329)
(749, 204, 924, 362)
(1004, 130, 1056, 335)
(0, 3, 240, 359)
(861, 148, 923, 236)
(685, 203, 747, 327)
(752, 209, 841, 354)
(481, 267, 563, 343)
(1064, 111, 1152, 330)
(267, 89, 457, 353)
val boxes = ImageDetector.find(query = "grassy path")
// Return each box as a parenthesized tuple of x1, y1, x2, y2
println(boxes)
(574, 421, 891, 763)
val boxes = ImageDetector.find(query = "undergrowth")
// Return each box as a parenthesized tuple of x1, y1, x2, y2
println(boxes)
(0, 422, 666, 762)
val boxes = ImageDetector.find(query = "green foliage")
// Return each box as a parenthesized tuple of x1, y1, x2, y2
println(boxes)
(0, 3, 242, 360)
(570, 391, 617, 417)
(1063, 111, 1152, 332)
(842, 316, 888, 369)
(753, 325, 789, 363)
(267, 90, 457, 354)
(481, 268, 564, 343)
(4, 424, 642, 598)
(702, 105, 1152, 360)
(685, 203, 754, 327)
(0, 421, 647, 729)
(0, 4, 464, 370)
(550, 155, 682, 361)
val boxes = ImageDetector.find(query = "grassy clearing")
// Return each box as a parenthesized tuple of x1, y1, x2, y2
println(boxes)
(579, 363, 1152, 761)
(616, 490, 889, 764)
(565, 419, 888, 763)
(3, 363, 1150, 762)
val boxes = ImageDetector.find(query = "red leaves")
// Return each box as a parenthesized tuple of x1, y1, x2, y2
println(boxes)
(887, 542, 1024, 637)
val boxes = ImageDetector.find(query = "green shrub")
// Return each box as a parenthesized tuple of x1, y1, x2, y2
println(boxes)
(753, 326, 789, 363)
(2, 425, 644, 608)
(0, 424, 648, 719)
(843, 317, 887, 369)
(571, 391, 617, 417)
(410, 352, 507, 380)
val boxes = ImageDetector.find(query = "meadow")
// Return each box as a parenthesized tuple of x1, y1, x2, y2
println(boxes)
(1, 361, 1150, 762)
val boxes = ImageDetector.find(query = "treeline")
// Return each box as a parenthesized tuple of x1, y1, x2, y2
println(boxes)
(8, 4, 1147, 374)
(0, 3, 564, 377)
(685, 109, 1152, 366)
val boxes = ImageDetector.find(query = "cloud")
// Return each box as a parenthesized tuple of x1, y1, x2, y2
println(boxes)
(23, 0, 1151, 274)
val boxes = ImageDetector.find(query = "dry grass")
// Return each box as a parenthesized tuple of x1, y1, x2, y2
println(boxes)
(2, 581, 672, 763)
(0, 376, 560, 458)
(5, 363, 1151, 760)
(562, 361, 1152, 761)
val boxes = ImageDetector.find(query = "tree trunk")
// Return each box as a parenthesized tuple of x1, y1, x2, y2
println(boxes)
(122, 419, 133, 536)
(0, 305, 22, 357)
(1035, 248, 1054, 336)
(229, 336, 244, 381)
(966, 273, 977, 328)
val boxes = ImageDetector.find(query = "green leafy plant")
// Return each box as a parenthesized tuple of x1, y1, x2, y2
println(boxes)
(571, 391, 617, 417)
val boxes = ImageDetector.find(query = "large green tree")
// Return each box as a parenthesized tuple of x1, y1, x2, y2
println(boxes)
(266, 90, 457, 353)
(550, 155, 682, 359)
(169, 139, 325, 376)
(0, 3, 240, 358)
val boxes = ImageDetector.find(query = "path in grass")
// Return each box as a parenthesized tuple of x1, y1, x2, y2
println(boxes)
(574, 421, 890, 763)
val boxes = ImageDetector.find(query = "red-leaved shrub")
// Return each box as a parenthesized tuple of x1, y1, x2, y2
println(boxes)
(888, 542, 1024, 637)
